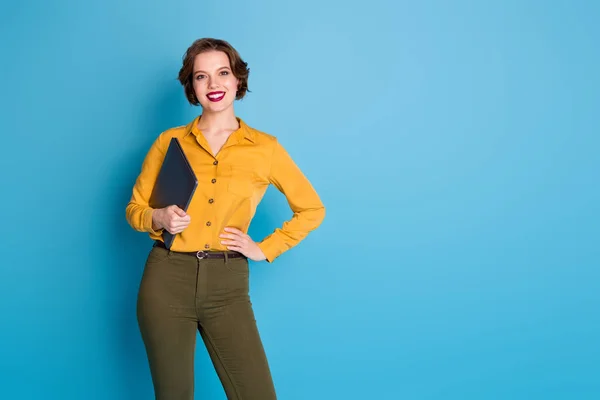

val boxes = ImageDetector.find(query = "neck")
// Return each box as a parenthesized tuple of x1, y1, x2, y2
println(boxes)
(197, 108, 239, 132)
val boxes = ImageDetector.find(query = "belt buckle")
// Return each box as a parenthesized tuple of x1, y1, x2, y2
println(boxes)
(196, 251, 208, 260)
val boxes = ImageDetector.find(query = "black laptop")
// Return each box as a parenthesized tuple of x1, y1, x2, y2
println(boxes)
(148, 138, 198, 249)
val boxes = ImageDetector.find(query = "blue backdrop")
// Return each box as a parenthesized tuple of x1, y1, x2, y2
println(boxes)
(1, 0, 599, 399)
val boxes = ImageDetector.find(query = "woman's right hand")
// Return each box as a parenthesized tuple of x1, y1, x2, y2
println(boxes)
(152, 205, 191, 234)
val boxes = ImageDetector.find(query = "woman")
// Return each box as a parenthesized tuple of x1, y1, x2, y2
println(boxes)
(125, 38, 325, 399)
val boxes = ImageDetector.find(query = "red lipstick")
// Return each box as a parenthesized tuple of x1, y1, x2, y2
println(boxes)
(207, 91, 225, 102)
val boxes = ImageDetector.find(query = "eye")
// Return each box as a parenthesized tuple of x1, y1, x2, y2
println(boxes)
(220, 70, 229, 75)
(195, 74, 205, 80)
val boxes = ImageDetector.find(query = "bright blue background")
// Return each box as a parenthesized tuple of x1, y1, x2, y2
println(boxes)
(1, 0, 599, 399)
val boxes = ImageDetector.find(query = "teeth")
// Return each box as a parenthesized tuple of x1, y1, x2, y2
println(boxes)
(208, 93, 224, 99)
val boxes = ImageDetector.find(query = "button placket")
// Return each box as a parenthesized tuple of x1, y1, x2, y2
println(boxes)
(204, 159, 218, 251)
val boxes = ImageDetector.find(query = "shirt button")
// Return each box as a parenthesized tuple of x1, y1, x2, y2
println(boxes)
(208, 198, 214, 204)
(211, 178, 216, 184)
(205, 244, 210, 249)
(213, 160, 218, 165)
(206, 221, 211, 226)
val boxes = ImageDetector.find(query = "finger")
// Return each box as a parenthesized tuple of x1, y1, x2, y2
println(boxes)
(169, 226, 189, 235)
(226, 245, 244, 252)
(168, 221, 190, 231)
(221, 239, 242, 247)
(170, 218, 191, 226)
(170, 206, 187, 218)
(169, 214, 191, 224)
(222, 231, 249, 242)
(223, 227, 244, 236)
(221, 236, 243, 244)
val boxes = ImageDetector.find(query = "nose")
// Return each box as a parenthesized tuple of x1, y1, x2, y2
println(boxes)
(207, 75, 220, 89)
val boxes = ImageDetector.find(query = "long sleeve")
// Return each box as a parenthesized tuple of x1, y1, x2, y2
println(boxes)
(257, 139, 326, 262)
(125, 135, 167, 235)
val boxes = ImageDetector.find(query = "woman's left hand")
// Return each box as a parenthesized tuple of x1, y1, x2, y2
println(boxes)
(220, 227, 267, 261)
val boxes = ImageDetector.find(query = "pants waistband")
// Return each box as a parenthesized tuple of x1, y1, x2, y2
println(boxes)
(153, 241, 247, 260)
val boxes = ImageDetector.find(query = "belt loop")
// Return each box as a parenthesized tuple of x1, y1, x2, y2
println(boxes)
(224, 251, 229, 264)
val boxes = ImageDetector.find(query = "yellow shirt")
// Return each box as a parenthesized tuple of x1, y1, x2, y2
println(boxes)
(125, 115, 325, 262)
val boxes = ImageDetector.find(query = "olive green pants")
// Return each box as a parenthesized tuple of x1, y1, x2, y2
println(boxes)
(136, 245, 277, 400)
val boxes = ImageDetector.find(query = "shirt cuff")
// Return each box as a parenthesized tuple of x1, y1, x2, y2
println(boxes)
(257, 235, 285, 263)
(143, 208, 164, 236)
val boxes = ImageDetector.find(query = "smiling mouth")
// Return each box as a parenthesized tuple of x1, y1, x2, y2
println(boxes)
(207, 92, 225, 102)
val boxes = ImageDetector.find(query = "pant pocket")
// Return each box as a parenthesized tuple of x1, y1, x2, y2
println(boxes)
(225, 258, 249, 276)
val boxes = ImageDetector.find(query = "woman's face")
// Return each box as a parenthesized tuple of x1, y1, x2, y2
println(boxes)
(192, 50, 239, 113)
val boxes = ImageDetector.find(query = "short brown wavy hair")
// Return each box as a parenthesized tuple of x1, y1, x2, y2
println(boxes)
(177, 38, 250, 105)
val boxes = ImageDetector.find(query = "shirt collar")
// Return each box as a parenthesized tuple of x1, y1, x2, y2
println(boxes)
(184, 115, 255, 143)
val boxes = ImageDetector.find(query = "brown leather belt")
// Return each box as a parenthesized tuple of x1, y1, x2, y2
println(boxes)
(153, 240, 246, 260)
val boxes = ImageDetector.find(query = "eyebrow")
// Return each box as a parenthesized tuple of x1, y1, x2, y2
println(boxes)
(193, 66, 231, 75)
